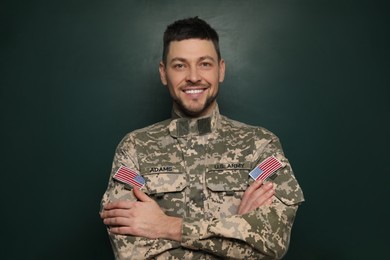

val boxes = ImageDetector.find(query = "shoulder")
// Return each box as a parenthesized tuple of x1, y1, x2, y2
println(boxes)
(118, 118, 171, 145)
(132, 118, 171, 135)
(220, 115, 279, 141)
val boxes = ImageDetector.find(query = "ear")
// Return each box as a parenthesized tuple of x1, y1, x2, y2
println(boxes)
(218, 59, 226, 83)
(159, 61, 168, 85)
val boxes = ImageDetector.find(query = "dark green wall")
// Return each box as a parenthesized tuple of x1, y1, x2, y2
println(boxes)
(1, 0, 389, 259)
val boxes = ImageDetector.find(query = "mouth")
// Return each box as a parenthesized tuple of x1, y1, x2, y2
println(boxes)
(182, 83, 209, 95)
(184, 89, 205, 94)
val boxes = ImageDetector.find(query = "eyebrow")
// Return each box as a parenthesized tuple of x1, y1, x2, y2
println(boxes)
(169, 55, 216, 64)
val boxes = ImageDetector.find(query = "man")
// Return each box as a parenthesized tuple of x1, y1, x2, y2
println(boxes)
(100, 17, 304, 259)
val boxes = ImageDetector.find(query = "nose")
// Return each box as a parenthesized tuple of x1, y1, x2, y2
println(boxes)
(185, 66, 201, 83)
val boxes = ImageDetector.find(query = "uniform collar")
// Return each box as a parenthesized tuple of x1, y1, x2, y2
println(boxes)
(169, 104, 221, 138)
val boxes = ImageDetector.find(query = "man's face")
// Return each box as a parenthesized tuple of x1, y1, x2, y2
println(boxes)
(159, 39, 225, 117)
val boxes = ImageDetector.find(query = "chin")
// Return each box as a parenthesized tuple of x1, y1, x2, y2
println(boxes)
(176, 97, 216, 117)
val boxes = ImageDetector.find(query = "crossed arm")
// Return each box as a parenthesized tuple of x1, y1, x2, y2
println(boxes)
(100, 179, 274, 241)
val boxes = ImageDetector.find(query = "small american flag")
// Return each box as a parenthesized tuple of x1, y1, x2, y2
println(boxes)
(113, 165, 145, 189)
(249, 156, 283, 181)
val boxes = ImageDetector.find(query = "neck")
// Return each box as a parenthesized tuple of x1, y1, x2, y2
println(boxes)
(173, 102, 216, 119)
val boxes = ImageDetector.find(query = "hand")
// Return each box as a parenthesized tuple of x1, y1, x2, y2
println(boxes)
(100, 188, 182, 241)
(238, 180, 275, 215)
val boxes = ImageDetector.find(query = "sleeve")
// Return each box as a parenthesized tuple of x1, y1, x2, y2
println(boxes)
(179, 130, 305, 259)
(102, 129, 304, 259)
(100, 133, 181, 259)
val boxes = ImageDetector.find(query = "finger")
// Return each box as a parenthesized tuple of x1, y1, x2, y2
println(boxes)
(103, 216, 131, 226)
(242, 181, 272, 208)
(251, 182, 274, 199)
(104, 200, 133, 210)
(239, 184, 260, 214)
(241, 179, 264, 202)
(249, 183, 274, 205)
(133, 187, 152, 202)
(246, 179, 264, 194)
(101, 208, 131, 219)
(252, 188, 274, 208)
(109, 226, 135, 235)
(239, 191, 273, 215)
(264, 197, 273, 206)
(238, 202, 249, 215)
(238, 183, 275, 214)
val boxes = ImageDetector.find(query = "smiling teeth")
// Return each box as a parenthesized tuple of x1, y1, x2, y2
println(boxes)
(185, 89, 203, 94)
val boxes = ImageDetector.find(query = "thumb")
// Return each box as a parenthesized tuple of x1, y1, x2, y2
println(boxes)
(133, 187, 152, 202)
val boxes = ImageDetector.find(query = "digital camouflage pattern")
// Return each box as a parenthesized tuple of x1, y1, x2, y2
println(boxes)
(101, 105, 304, 259)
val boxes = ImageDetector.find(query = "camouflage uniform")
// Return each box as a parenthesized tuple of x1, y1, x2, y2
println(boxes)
(101, 105, 304, 259)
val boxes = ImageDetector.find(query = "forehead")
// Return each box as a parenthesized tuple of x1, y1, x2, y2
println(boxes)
(167, 39, 218, 61)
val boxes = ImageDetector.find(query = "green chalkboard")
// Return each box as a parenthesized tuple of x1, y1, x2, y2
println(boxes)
(1, 0, 388, 259)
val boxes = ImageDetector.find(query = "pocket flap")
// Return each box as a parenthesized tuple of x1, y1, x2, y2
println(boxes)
(144, 173, 187, 195)
(206, 169, 249, 192)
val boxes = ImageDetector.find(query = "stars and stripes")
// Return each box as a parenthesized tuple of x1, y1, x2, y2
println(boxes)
(112, 165, 145, 188)
(249, 156, 283, 181)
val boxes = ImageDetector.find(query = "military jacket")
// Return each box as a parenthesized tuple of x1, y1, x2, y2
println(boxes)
(101, 105, 304, 259)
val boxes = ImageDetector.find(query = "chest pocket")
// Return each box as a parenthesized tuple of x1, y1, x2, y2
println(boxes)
(205, 168, 250, 218)
(140, 164, 187, 217)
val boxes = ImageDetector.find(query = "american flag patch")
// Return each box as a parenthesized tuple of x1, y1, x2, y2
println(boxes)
(113, 165, 145, 189)
(249, 156, 283, 181)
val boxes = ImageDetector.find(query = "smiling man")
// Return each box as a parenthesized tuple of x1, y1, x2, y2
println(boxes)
(100, 17, 304, 259)
(160, 38, 224, 117)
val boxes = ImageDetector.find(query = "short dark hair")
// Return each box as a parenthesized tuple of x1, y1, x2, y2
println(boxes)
(162, 17, 221, 64)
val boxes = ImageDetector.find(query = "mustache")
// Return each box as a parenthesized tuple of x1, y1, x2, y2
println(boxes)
(183, 82, 210, 88)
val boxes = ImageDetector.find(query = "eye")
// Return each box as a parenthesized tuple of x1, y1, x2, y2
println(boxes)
(173, 63, 185, 70)
(200, 62, 212, 68)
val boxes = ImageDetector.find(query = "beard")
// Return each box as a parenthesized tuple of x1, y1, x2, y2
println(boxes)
(173, 90, 218, 118)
